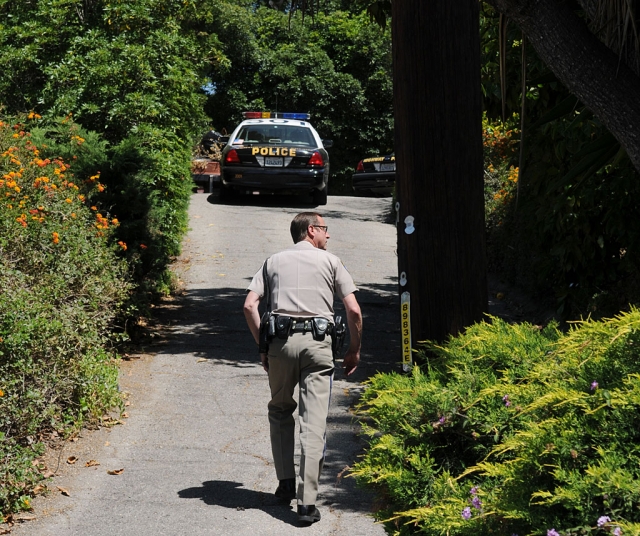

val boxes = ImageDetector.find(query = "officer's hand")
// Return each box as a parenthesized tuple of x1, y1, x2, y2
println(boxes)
(260, 352, 269, 372)
(342, 349, 360, 376)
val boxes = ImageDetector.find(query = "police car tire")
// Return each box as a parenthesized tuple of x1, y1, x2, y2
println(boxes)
(313, 184, 328, 206)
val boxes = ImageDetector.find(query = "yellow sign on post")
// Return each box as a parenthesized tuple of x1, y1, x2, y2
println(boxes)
(401, 291, 412, 372)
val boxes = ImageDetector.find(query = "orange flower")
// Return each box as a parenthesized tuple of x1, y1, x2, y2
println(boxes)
(0, 389, 4, 397)
(52, 231, 59, 244)
(97, 184, 105, 192)
(140, 243, 147, 249)
(71, 213, 76, 219)
(111, 218, 119, 225)
(65, 198, 72, 203)
(117, 241, 127, 251)
(90, 206, 97, 211)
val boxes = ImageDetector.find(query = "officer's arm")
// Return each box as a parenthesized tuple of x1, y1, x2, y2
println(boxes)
(342, 293, 362, 376)
(243, 290, 262, 344)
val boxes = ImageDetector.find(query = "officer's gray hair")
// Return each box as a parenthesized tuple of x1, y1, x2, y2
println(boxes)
(290, 212, 322, 243)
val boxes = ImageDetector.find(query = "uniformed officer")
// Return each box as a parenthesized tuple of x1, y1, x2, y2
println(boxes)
(243, 212, 362, 525)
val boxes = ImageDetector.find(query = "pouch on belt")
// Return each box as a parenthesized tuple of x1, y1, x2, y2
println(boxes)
(275, 315, 292, 339)
(311, 317, 329, 341)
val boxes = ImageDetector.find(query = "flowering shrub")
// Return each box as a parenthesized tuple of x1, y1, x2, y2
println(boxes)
(483, 113, 520, 224)
(352, 310, 640, 535)
(0, 114, 130, 517)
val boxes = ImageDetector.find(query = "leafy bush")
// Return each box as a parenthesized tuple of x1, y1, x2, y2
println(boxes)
(103, 125, 194, 296)
(352, 311, 640, 535)
(0, 114, 130, 517)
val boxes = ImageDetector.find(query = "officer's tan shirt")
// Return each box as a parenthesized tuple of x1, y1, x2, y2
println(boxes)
(247, 241, 357, 321)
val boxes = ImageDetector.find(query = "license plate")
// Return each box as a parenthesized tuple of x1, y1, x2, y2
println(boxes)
(265, 157, 283, 167)
(380, 163, 396, 172)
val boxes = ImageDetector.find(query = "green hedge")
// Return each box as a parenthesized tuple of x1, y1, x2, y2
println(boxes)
(0, 115, 130, 517)
(104, 125, 194, 295)
(352, 311, 640, 535)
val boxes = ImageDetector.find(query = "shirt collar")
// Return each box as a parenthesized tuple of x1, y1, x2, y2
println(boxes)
(292, 240, 318, 250)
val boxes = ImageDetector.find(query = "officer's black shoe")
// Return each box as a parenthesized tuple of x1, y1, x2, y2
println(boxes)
(274, 478, 296, 501)
(297, 505, 321, 524)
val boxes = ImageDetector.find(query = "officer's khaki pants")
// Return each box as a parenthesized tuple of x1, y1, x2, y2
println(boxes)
(267, 332, 334, 506)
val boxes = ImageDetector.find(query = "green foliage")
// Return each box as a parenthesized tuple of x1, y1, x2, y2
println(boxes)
(478, 2, 640, 319)
(516, 110, 640, 318)
(1, 0, 216, 293)
(104, 125, 194, 294)
(352, 311, 640, 535)
(0, 115, 130, 517)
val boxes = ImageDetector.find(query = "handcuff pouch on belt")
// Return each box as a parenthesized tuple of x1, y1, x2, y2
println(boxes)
(275, 315, 292, 339)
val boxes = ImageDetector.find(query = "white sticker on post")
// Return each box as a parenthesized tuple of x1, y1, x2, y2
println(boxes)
(404, 215, 415, 234)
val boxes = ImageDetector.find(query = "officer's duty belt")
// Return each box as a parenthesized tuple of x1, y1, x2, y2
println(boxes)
(290, 319, 321, 333)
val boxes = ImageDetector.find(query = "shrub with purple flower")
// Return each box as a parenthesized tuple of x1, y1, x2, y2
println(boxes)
(461, 507, 472, 520)
(597, 516, 611, 527)
(547, 529, 560, 536)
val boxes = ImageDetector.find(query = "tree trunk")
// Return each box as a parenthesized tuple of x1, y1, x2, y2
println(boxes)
(392, 0, 487, 344)
(486, 0, 640, 173)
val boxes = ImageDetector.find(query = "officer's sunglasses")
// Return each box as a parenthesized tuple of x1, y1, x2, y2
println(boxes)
(312, 225, 328, 232)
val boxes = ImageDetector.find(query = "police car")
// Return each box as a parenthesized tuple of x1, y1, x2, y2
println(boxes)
(219, 112, 332, 205)
(352, 154, 396, 195)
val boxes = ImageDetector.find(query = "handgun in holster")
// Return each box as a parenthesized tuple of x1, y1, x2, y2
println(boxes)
(331, 315, 347, 358)
(259, 311, 275, 353)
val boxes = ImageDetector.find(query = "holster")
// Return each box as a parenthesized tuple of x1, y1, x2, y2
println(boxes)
(259, 311, 275, 353)
(331, 315, 347, 358)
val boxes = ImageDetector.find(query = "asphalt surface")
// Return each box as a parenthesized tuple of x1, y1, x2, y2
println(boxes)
(11, 191, 400, 535)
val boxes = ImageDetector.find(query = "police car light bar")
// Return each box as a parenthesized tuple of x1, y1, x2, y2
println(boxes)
(243, 112, 310, 120)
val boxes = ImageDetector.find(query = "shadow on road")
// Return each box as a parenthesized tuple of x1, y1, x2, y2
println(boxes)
(178, 480, 298, 526)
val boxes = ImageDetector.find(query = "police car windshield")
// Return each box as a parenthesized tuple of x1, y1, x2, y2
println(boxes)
(236, 125, 315, 147)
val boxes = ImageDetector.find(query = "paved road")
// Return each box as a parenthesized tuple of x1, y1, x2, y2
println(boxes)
(12, 192, 400, 535)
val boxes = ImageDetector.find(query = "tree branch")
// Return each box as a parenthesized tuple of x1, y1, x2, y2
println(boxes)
(486, 0, 640, 173)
